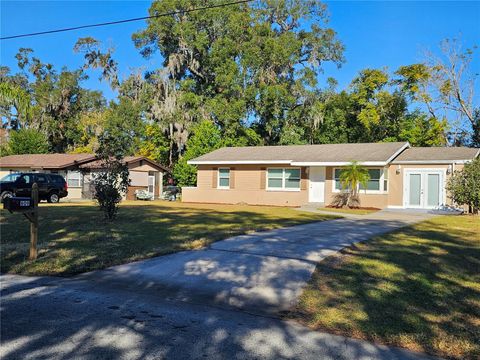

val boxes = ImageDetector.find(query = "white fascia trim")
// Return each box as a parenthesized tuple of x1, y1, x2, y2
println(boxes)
(187, 160, 292, 165)
(392, 160, 472, 164)
(385, 142, 411, 163)
(291, 161, 387, 166)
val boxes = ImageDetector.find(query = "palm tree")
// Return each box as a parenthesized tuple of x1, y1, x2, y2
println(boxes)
(339, 161, 370, 208)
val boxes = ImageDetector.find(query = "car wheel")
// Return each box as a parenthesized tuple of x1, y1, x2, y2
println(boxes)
(1, 191, 14, 203)
(47, 192, 60, 203)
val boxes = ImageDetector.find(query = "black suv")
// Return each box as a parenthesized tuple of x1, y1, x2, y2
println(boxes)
(0, 173, 68, 203)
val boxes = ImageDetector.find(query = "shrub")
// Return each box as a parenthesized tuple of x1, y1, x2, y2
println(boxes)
(446, 158, 480, 214)
(93, 131, 130, 220)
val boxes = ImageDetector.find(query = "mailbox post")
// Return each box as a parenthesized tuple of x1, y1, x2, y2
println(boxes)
(3, 183, 39, 260)
(28, 184, 39, 260)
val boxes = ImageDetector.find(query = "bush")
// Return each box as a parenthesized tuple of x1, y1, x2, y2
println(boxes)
(93, 131, 130, 220)
(446, 158, 480, 214)
(92, 165, 129, 220)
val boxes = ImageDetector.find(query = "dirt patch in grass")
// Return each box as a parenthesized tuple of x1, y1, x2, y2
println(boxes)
(290, 215, 480, 359)
(0, 200, 337, 276)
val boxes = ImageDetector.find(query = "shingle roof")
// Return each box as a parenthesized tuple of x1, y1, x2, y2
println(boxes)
(189, 142, 409, 165)
(79, 156, 170, 172)
(392, 147, 479, 163)
(0, 154, 95, 169)
(0, 153, 170, 172)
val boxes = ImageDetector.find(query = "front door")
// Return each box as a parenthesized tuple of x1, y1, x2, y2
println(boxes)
(405, 170, 443, 209)
(309, 166, 325, 203)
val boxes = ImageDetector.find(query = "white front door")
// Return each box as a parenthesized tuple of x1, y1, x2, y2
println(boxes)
(148, 173, 155, 197)
(405, 170, 444, 209)
(309, 166, 325, 203)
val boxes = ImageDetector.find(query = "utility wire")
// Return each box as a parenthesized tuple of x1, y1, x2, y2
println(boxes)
(0, 0, 254, 41)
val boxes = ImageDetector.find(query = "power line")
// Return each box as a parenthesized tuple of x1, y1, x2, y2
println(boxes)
(0, 0, 254, 41)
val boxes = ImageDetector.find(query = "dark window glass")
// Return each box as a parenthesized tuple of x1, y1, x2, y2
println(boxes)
(19, 175, 32, 184)
(359, 169, 381, 191)
(36, 175, 47, 184)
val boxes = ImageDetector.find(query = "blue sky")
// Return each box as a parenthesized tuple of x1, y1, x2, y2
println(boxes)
(1, 1, 479, 101)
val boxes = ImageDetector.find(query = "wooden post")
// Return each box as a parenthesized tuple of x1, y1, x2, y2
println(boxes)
(29, 183, 39, 261)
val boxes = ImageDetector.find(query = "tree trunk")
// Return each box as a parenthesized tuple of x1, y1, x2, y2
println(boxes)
(168, 122, 174, 167)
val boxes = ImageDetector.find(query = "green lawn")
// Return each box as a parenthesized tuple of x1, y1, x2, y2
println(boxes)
(292, 215, 480, 360)
(0, 201, 337, 276)
(317, 207, 380, 215)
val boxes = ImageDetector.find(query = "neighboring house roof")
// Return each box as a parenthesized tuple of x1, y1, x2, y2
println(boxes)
(0, 154, 95, 169)
(188, 142, 410, 166)
(0, 154, 170, 172)
(79, 156, 170, 173)
(392, 147, 480, 164)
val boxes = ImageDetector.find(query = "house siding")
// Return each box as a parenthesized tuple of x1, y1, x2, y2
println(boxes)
(387, 163, 462, 208)
(182, 165, 308, 206)
(324, 167, 389, 208)
(183, 162, 467, 209)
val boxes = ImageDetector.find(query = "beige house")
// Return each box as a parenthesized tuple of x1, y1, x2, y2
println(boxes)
(182, 142, 479, 210)
(0, 154, 168, 200)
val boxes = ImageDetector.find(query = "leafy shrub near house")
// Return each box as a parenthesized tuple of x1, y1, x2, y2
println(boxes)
(446, 158, 480, 213)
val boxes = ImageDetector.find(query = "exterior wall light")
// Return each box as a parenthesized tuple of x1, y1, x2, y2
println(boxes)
(447, 164, 453, 175)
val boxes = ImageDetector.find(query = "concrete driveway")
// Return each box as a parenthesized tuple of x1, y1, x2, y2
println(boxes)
(75, 209, 434, 315)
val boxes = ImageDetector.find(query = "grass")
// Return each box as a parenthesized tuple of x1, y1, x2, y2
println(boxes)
(291, 215, 480, 360)
(0, 200, 337, 276)
(317, 207, 380, 215)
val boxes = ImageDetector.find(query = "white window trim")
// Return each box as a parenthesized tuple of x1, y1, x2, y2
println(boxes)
(217, 167, 230, 189)
(332, 167, 388, 194)
(266, 167, 301, 192)
(67, 171, 83, 188)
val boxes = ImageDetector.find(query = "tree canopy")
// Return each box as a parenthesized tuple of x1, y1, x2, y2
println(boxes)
(0, 1, 477, 183)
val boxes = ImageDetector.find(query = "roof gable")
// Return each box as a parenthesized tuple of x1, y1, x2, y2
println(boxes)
(79, 156, 170, 172)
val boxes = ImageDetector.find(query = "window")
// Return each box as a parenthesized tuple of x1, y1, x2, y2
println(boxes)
(267, 169, 283, 188)
(359, 169, 381, 191)
(67, 171, 82, 187)
(35, 174, 48, 184)
(334, 169, 343, 190)
(267, 168, 301, 190)
(285, 168, 301, 189)
(383, 168, 388, 192)
(334, 167, 386, 193)
(218, 168, 230, 188)
(1, 173, 20, 182)
(19, 174, 33, 184)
